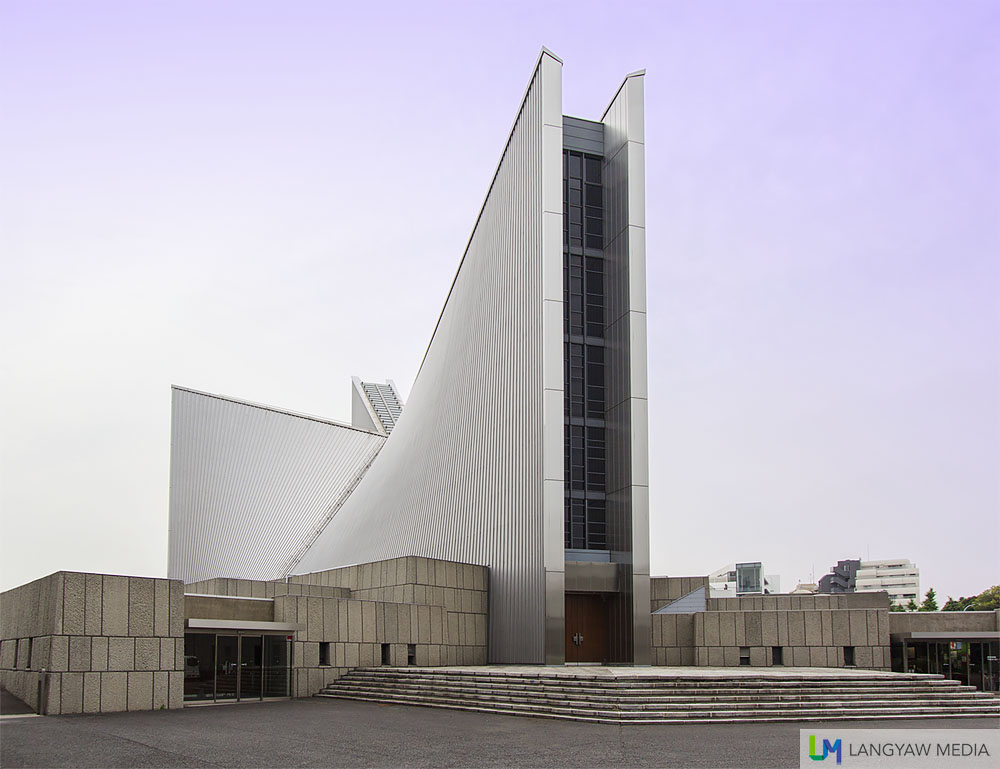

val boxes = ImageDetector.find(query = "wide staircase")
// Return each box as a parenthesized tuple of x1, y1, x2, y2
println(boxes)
(316, 667, 1000, 724)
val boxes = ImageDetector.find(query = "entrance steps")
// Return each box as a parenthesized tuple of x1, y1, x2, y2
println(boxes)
(316, 667, 1000, 724)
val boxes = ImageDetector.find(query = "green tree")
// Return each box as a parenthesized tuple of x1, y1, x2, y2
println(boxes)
(919, 588, 938, 611)
(942, 595, 975, 611)
(972, 585, 1000, 611)
(905, 598, 918, 611)
(889, 604, 905, 612)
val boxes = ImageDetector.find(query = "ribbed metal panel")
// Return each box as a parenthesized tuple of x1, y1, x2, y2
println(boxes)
(562, 116, 604, 154)
(602, 71, 651, 665)
(168, 386, 386, 585)
(294, 51, 565, 664)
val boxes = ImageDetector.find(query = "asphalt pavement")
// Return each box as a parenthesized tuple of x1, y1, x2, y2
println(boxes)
(2, 697, 998, 769)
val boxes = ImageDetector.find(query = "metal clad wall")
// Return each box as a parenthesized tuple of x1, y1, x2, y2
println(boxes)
(602, 72, 651, 665)
(294, 52, 564, 663)
(168, 387, 385, 584)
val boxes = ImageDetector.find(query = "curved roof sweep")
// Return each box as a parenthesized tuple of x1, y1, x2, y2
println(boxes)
(168, 386, 385, 584)
(293, 50, 567, 664)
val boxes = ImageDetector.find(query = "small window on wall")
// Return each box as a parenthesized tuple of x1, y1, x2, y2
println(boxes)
(772, 646, 783, 666)
(844, 646, 856, 666)
(319, 642, 330, 667)
(407, 644, 416, 665)
(739, 647, 751, 666)
(24, 638, 31, 669)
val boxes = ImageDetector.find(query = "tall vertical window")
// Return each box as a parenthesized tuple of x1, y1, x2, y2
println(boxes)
(563, 150, 606, 550)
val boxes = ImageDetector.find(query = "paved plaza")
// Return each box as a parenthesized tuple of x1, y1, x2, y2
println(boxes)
(2, 695, 997, 768)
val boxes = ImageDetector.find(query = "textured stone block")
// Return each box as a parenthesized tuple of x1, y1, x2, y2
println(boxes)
(362, 601, 376, 643)
(306, 597, 322, 642)
(62, 573, 86, 635)
(831, 611, 850, 645)
(855, 646, 873, 668)
(0, 639, 15, 669)
(344, 643, 359, 668)
(760, 612, 778, 646)
(101, 671, 127, 713)
(707, 646, 724, 666)
(159, 638, 173, 670)
(168, 671, 183, 708)
(718, 612, 736, 646)
(676, 615, 694, 647)
(128, 579, 154, 638)
(809, 647, 826, 666)
(722, 646, 738, 666)
(703, 613, 720, 646)
(169, 580, 184, 637)
(83, 671, 101, 713)
(61, 671, 84, 714)
(804, 611, 822, 646)
(102, 576, 129, 636)
(430, 607, 444, 645)
(49, 636, 69, 672)
(867, 610, 881, 646)
(108, 637, 135, 671)
(734, 613, 747, 646)
(750, 647, 766, 666)
(849, 610, 868, 646)
(152, 671, 168, 709)
(127, 671, 153, 711)
(347, 601, 362, 643)
(91, 636, 109, 671)
(474, 615, 487, 647)
(819, 611, 832, 646)
(791, 646, 810, 666)
(135, 638, 159, 671)
(746, 613, 762, 646)
(153, 580, 170, 637)
(69, 636, 91, 671)
(416, 605, 430, 644)
(32, 636, 51, 670)
(323, 599, 338, 640)
(84, 574, 103, 636)
(787, 613, 805, 645)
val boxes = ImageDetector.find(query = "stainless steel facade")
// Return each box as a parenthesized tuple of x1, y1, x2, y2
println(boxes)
(168, 387, 385, 584)
(294, 55, 650, 665)
(294, 50, 565, 664)
(601, 71, 651, 665)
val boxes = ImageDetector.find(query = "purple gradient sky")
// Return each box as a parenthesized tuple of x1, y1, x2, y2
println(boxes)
(2, 1, 997, 598)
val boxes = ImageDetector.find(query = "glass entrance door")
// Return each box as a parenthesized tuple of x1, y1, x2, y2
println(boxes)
(239, 635, 263, 700)
(263, 635, 291, 698)
(182, 632, 290, 703)
(216, 635, 239, 700)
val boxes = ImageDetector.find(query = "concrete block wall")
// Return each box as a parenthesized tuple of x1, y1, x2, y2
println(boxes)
(650, 576, 709, 612)
(705, 591, 890, 612)
(651, 608, 890, 670)
(179, 558, 489, 700)
(292, 557, 487, 653)
(183, 577, 350, 600)
(0, 572, 184, 714)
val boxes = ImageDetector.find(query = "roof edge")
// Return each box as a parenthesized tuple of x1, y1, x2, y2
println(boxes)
(170, 384, 386, 437)
(600, 68, 646, 122)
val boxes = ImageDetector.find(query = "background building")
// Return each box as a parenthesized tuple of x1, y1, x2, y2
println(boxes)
(855, 559, 921, 608)
(818, 559, 861, 594)
(708, 562, 781, 597)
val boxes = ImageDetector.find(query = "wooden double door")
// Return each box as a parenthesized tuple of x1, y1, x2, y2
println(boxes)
(565, 593, 609, 664)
